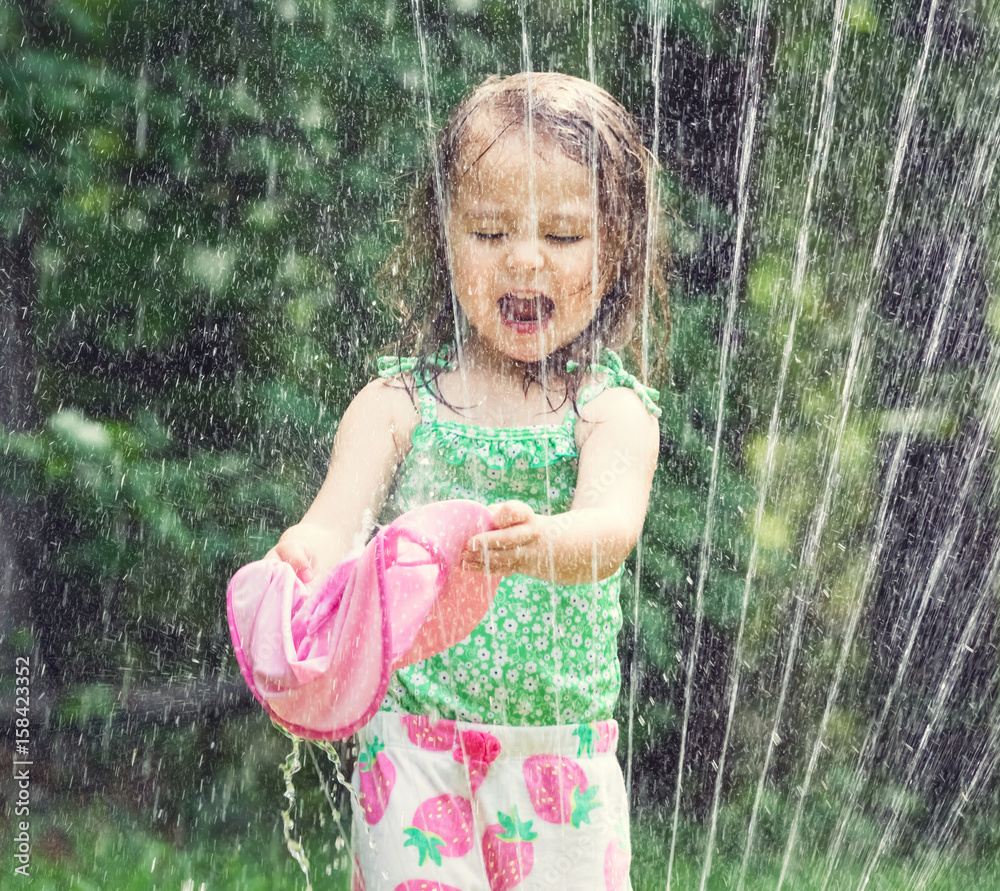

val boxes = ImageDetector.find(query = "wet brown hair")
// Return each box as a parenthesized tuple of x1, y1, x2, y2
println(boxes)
(378, 72, 670, 409)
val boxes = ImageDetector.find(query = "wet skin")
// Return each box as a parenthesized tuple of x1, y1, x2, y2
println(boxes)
(272, 127, 658, 588)
(446, 128, 611, 369)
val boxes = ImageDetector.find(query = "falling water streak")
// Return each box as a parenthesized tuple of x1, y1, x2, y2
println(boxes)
(587, 0, 595, 85)
(584, 13, 604, 717)
(846, 517, 967, 879)
(739, 4, 941, 885)
(821, 429, 955, 884)
(512, 13, 562, 731)
(306, 743, 352, 868)
(776, 415, 954, 889)
(905, 543, 1000, 889)
(641, 0, 667, 381)
(914, 723, 1000, 891)
(519, 0, 533, 78)
(849, 245, 996, 886)
(819, 76, 1000, 886)
(410, 0, 467, 395)
(735, 60, 837, 886)
(280, 736, 313, 891)
(780, 233, 966, 891)
(665, 0, 769, 884)
(870, 0, 939, 279)
(729, 322, 800, 891)
(747, 583, 811, 865)
(816, 34, 997, 891)
(514, 6, 537, 377)
(317, 737, 367, 806)
(813, 328, 964, 890)
(857, 488, 985, 890)
(814, 443, 910, 891)
(266, 151, 277, 202)
(626, 0, 668, 800)
(514, 21, 563, 883)
(135, 57, 148, 157)
(407, 0, 487, 734)
(702, 2, 849, 887)
(906, 112, 1000, 880)
(625, 544, 645, 773)
(823, 145, 1000, 891)
(909, 557, 1000, 890)
(851, 520, 959, 883)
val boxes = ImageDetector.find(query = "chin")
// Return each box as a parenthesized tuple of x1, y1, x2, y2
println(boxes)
(502, 341, 551, 365)
(486, 328, 572, 366)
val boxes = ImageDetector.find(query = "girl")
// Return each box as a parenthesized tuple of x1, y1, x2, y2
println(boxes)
(273, 72, 668, 890)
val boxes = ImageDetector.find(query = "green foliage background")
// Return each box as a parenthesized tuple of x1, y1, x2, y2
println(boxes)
(2, 0, 999, 886)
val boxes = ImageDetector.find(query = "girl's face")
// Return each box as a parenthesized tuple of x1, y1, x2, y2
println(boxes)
(446, 127, 610, 366)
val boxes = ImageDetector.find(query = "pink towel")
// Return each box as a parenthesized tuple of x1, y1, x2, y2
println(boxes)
(227, 500, 499, 740)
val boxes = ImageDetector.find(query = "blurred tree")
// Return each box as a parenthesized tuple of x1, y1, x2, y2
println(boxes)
(2, 0, 999, 878)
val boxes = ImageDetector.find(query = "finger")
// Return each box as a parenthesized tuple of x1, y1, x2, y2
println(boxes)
(463, 528, 532, 557)
(488, 500, 535, 530)
(461, 533, 536, 577)
(461, 547, 518, 574)
(275, 540, 315, 583)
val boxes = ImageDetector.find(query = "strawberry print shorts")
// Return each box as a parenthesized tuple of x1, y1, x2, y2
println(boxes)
(349, 712, 631, 891)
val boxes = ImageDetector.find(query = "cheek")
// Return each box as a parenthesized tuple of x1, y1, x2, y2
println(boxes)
(453, 247, 497, 290)
(451, 256, 480, 300)
(563, 250, 604, 298)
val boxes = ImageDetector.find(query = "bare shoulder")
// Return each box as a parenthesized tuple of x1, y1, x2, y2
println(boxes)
(353, 374, 419, 411)
(343, 376, 421, 456)
(574, 385, 660, 452)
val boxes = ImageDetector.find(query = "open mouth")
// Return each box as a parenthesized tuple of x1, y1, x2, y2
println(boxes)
(498, 294, 555, 333)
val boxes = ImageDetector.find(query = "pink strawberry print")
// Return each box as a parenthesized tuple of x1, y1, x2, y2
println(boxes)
(453, 729, 501, 796)
(596, 723, 618, 753)
(401, 715, 456, 751)
(523, 755, 602, 828)
(573, 722, 618, 757)
(393, 881, 465, 891)
(482, 807, 537, 891)
(358, 736, 396, 825)
(403, 794, 474, 866)
(604, 837, 629, 891)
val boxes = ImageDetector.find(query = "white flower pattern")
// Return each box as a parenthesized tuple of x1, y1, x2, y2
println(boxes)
(375, 348, 656, 725)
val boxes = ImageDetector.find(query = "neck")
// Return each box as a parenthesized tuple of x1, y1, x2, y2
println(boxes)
(458, 333, 572, 401)
(459, 333, 535, 379)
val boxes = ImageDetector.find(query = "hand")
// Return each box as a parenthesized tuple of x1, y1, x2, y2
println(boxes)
(460, 500, 554, 579)
(267, 523, 333, 584)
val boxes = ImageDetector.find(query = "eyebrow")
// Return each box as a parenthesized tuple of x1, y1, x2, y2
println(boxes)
(547, 211, 593, 225)
(457, 207, 594, 224)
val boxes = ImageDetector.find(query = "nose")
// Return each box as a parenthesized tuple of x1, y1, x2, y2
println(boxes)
(505, 234, 544, 271)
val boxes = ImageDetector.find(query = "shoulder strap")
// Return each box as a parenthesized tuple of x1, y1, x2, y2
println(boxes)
(376, 347, 454, 425)
(563, 349, 662, 435)
(587, 350, 661, 418)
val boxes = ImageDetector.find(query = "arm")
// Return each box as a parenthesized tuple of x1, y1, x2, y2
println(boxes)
(460, 387, 659, 585)
(270, 378, 419, 584)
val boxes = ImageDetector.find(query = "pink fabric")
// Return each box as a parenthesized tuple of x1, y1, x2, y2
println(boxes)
(227, 500, 500, 740)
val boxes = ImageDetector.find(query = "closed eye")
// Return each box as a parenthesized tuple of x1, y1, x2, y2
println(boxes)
(546, 234, 584, 244)
(473, 231, 505, 241)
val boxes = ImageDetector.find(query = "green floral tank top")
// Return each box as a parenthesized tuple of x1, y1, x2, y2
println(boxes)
(376, 348, 660, 726)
